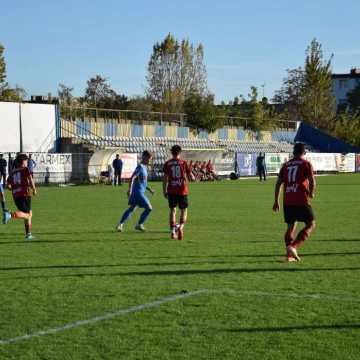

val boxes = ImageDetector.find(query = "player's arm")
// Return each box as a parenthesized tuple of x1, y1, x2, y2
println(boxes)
(185, 162, 195, 182)
(6, 175, 12, 190)
(273, 167, 284, 212)
(127, 168, 139, 197)
(146, 186, 155, 195)
(308, 164, 316, 198)
(162, 173, 168, 198)
(29, 173, 37, 196)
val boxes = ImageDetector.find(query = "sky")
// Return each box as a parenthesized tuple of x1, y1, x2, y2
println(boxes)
(1, 0, 359, 103)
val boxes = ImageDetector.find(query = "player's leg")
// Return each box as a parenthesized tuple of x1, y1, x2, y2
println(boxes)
(292, 220, 316, 250)
(283, 206, 300, 261)
(291, 205, 315, 252)
(177, 196, 189, 240)
(135, 196, 152, 231)
(167, 194, 178, 239)
(170, 207, 177, 239)
(284, 222, 297, 261)
(1, 189, 11, 224)
(116, 205, 136, 231)
(24, 210, 33, 239)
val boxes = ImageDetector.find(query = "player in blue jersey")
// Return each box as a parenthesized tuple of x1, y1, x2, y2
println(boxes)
(116, 151, 155, 232)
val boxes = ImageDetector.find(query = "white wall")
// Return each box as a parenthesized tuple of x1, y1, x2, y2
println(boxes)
(0, 102, 20, 152)
(0, 102, 56, 153)
(21, 103, 56, 152)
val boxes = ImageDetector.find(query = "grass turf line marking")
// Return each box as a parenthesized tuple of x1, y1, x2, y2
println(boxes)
(0, 289, 209, 345)
(1, 288, 359, 345)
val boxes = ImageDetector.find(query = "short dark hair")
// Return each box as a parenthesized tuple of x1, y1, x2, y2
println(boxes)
(171, 145, 182, 156)
(142, 150, 152, 159)
(293, 143, 305, 156)
(16, 153, 28, 162)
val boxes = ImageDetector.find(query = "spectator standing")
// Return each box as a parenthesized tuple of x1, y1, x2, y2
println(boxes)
(256, 153, 267, 181)
(112, 154, 123, 186)
(8, 153, 14, 174)
(27, 154, 36, 177)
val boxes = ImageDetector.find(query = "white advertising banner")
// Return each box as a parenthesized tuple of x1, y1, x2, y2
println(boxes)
(305, 153, 356, 172)
(119, 153, 138, 179)
(304, 153, 337, 172)
(265, 153, 291, 174)
(31, 153, 72, 173)
(0, 102, 20, 152)
(335, 153, 355, 173)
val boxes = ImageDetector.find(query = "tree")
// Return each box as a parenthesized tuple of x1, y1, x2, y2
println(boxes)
(347, 82, 360, 112)
(84, 75, 128, 109)
(273, 67, 305, 121)
(1, 85, 27, 102)
(84, 75, 113, 107)
(247, 86, 273, 131)
(333, 111, 360, 147)
(301, 39, 336, 130)
(58, 83, 74, 106)
(183, 92, 219, 132)
(146, 33, 208, 113)
(0, 44, 6, 88)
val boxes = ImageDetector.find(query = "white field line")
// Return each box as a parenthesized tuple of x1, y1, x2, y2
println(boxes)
(0, 289, 209, 345)
(1, 288, 359, 345)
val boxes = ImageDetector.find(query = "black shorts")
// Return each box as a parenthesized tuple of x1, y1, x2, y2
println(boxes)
(284, 205, 315, 224)
(168, 194, 188, 209)
(14, 196, 32, 213)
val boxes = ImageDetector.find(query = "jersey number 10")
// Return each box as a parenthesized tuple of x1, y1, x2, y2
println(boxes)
(171, 165, 181, 179)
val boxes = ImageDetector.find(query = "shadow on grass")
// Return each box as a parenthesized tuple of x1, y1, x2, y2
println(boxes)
(316, 238, 360, 242)
(0, 236, 170, 245)
(226, 324, 360, 333)
(0, 230, 169, 236)
(3, 266, 360, 281)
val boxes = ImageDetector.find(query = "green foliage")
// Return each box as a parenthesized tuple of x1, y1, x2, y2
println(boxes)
(274, 39, 336, 131)
(183, 92, 219, 132)
(0, 44, 27, 102)
(146, 33, 207, 113)
(347, 81, 360, 112)
(333, 112, 360, 147)
(0, 43, 6, 86)
(273, 67, 305, 121)
(58, 83, 74, 106)
(301, 39, 336, 130)
(84, 75, 128, 109)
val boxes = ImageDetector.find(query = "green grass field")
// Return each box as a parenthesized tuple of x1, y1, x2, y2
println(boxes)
(1, 174, 360, 360)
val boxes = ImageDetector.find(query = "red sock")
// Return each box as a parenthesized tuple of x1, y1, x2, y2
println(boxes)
(292, 228, 310, 249)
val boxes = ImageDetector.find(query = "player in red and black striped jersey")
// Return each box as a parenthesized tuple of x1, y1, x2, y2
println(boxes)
(273, 143, 316, 262)
(5, 154, 37, 239)
(163, 145, 194, 240)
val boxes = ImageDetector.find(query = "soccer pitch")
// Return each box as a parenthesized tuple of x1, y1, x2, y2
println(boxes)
(0, 174, 359, 360)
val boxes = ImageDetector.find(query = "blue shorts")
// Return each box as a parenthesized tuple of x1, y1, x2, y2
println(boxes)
(128, 192, 151, 209)
(0, 183, 3, 194)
